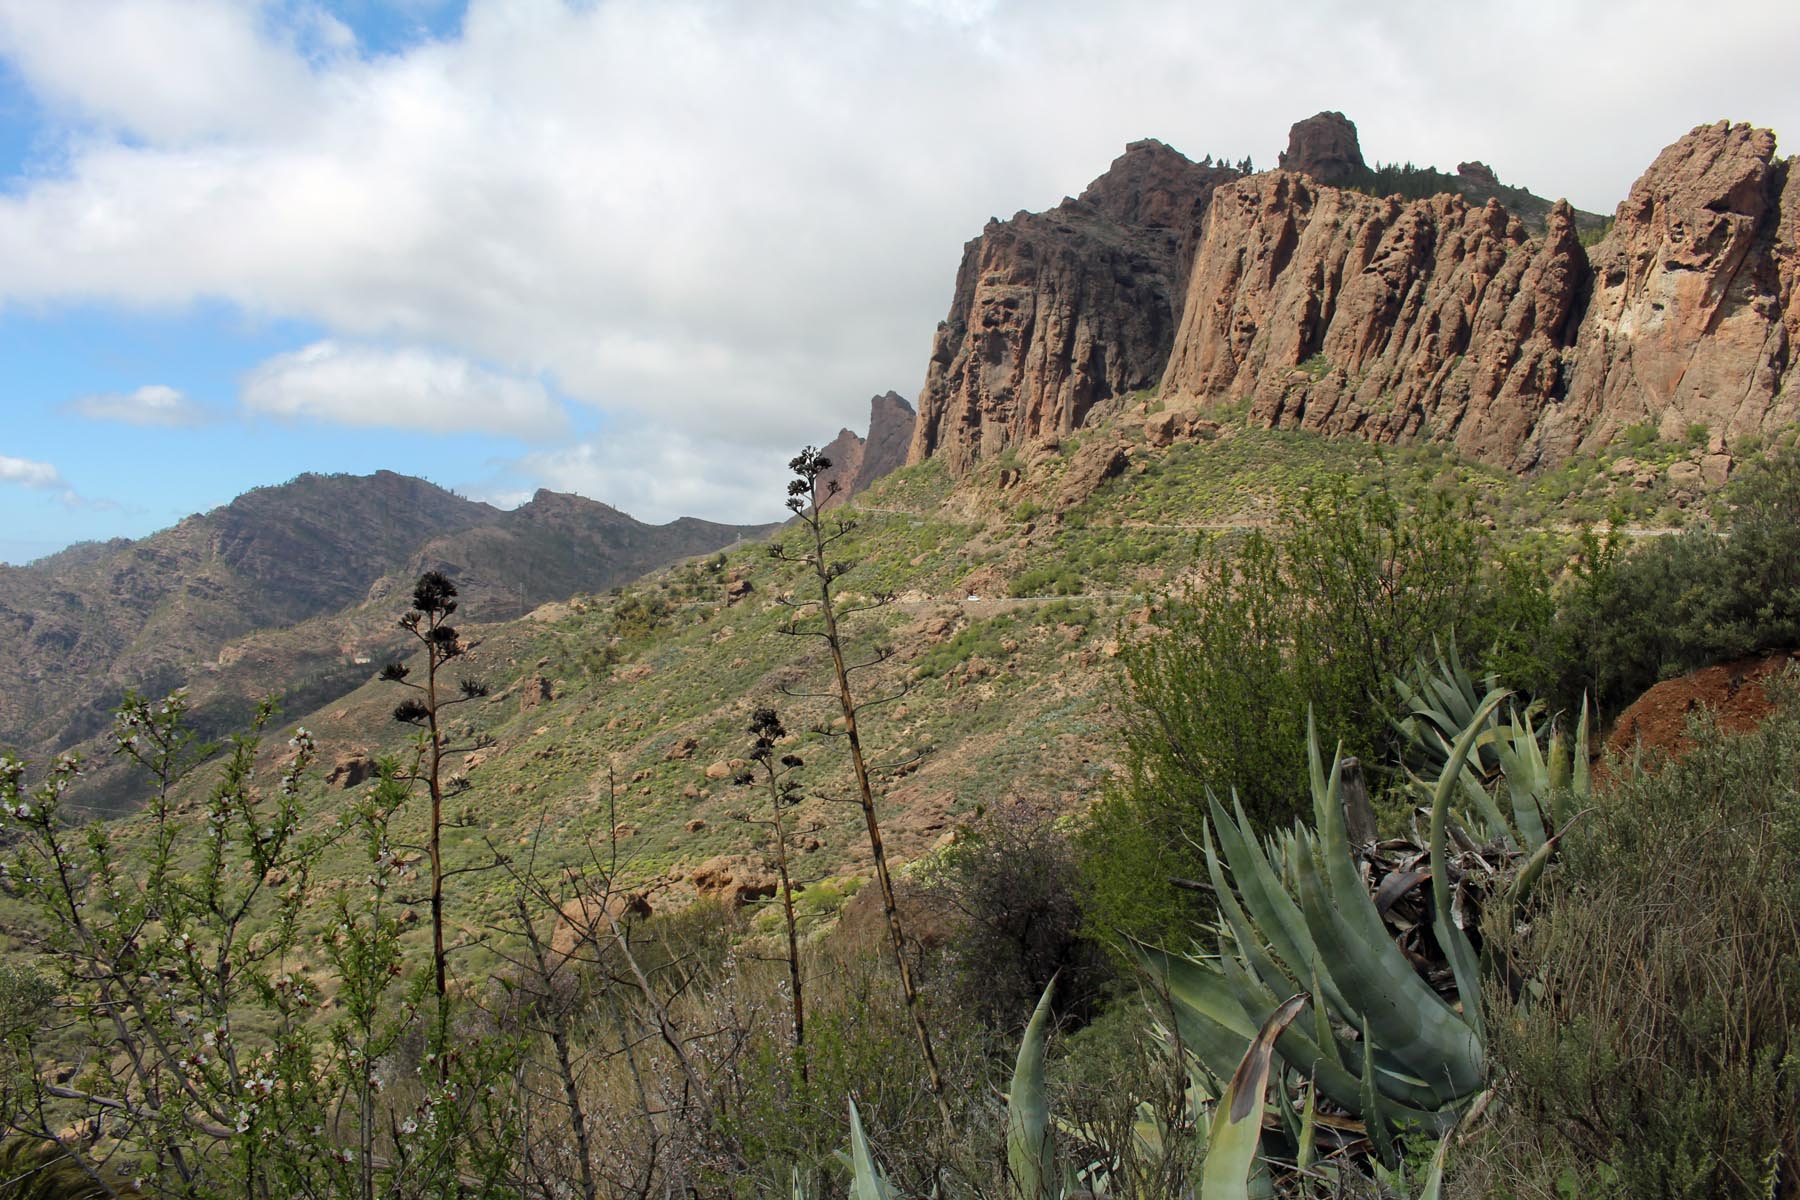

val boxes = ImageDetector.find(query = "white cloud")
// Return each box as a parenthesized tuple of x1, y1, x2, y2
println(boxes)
(0, 453, 65, 490)
(240, 339, 569, 440)
(2, 0, 1799, 518)
(67, 383, 211, 427)
(500, 424, 789, 527)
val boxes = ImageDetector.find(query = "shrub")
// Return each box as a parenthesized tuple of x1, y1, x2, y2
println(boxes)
(1534, 446, 1800, 720)
(908, 800, 1107, 1036)
(1474, 686, 1800, 1198)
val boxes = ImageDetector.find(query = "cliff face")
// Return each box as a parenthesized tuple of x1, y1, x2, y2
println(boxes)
(1543, 122, 1799, 458)
(910, 118, 1795, 479)
(1162, 120, 1796, 469)
(906, 140, 1240, 472)
(1159, 174, 1591, 467)
(818, 392, 917, 506)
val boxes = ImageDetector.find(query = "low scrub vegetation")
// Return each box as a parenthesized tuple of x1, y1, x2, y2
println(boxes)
(5, 442, 1799, 1198)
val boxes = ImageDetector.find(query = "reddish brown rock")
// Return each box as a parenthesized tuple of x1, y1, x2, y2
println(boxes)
(1278, 111, 1366, 184)
(1544, 121, 1800, 459)
(549, 891, 652, 961)
(907, 139, 1240, 474)
(325, 753, 375, 790)
(519, 675, 554, 710)
(818, 392, 917, 507)
(688, 854, 779, 906)
(1160, 172, 1589, 467)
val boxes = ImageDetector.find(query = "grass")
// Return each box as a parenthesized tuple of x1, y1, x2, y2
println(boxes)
(10, 411, 1733, 993)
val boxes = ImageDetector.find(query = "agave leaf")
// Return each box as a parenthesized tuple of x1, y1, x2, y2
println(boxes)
(1007, 979, 1057, 1200)
(1200, 993, 1307, 1200)
(848, 1100, 896, 1200)
(1214, 794, 1352, 1018)
(1291, 836, 1482, 1104)
(1428, 688, 1507, 1047)
(1416, 1129, 1454, 1200)
(1359, 1017, 1399, 1170)
(1295, 1076, 1319, 1172)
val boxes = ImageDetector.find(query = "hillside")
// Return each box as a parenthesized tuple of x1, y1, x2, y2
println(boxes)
(0, 472, 776, 813)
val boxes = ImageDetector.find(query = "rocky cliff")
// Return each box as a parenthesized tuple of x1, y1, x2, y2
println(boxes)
(817, 391, 917, 506)
(905, 140, 1241, 472)
(1159, 174, 1590, 467)
(1162, 120, 1795, 471)
(1543, 122, 1799, 458)
(913, 116, 1795, 478)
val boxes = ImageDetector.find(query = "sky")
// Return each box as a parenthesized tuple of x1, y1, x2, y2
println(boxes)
(1, 0, 1797, 564)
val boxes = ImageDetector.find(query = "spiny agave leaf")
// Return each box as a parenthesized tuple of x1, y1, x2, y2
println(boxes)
(1429, 688, 1507, 1047)
(1214, 794, 1352, 1018)
(1296, 1076, 1319, 1172)
(1292, 837, 1482, 1104)
(1360, 1017, 1399, 1171)
(1416, 1129, 1454, 1200)
(1200, 993, 1307, 1200)
(1007, 979, 1057, 1200)
(1507, 822, 1573, 907)
(1130, 943, 1258, 1075)
(847, 1100, 896, 1200)
(1569, 695, 1592, 814)
(1205, 828, 1304, 1005)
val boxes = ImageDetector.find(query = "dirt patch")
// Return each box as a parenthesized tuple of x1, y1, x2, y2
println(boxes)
(1604, 651, 1800, 765)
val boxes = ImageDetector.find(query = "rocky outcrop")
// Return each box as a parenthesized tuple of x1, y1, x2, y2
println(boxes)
(906, 140, 1240, 474)
(908, 118, 1795, 480)
(1278, 111, 1365, 183)
(1158, 120, 1797, 471)
(1160, 172, 1590, 467)
(817, 392, 917, 506)
(1541, 122, 1799, 458)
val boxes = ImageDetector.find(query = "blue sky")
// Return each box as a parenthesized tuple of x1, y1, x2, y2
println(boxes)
(3, 0, 1798, 564)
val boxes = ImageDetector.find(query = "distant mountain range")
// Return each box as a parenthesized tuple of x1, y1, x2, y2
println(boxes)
(0, 471, 777, 812)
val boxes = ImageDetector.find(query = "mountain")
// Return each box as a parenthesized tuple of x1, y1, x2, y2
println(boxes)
(0, 472, 776, 811)
(906, 139, 1243, 472)
(910, 115, 1797, 480)
(817, 391, 917, 506)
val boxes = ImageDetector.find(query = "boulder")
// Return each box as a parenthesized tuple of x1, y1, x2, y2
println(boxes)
(1277, 111, 1366, 183)
(325, 754, 375, 790)
(688, 854, 779, 906)
(519, 675, 554, 710)
(549, 891, 653, 961)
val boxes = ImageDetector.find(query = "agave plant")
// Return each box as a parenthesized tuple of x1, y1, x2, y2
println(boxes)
(1138, 662, 1591, 1169)
(0, 1139, 142, 1200)
(832, 985, 1305, 1200)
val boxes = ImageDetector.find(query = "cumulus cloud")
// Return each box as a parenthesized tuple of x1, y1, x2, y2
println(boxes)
(501, 424, 788, 527)
(66, 384, 211, 427)
(0, 453, 65, 490)
(240, 340, 569, 440)
(2, 0, 1798, 517)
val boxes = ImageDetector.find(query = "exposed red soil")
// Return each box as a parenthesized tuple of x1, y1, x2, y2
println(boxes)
(1604, 650, 1800, 765)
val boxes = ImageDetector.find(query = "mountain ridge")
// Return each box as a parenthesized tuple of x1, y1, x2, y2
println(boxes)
(0, 470, 779, 812)
(908, 114, 1794, 479)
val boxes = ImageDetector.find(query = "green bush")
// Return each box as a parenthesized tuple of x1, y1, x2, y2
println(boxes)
(1534, 447, 1800, 720)
(1473, 686, 1800, 1199)
(1080, 475, 1552, 945)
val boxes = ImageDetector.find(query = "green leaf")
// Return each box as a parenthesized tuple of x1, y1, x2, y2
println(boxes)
(1429, 688, 1507, 1047)
(847, 1099, 895, 1200)
(1200, 993, 1306, 1200)
(1007, 979, 1057, 1200)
